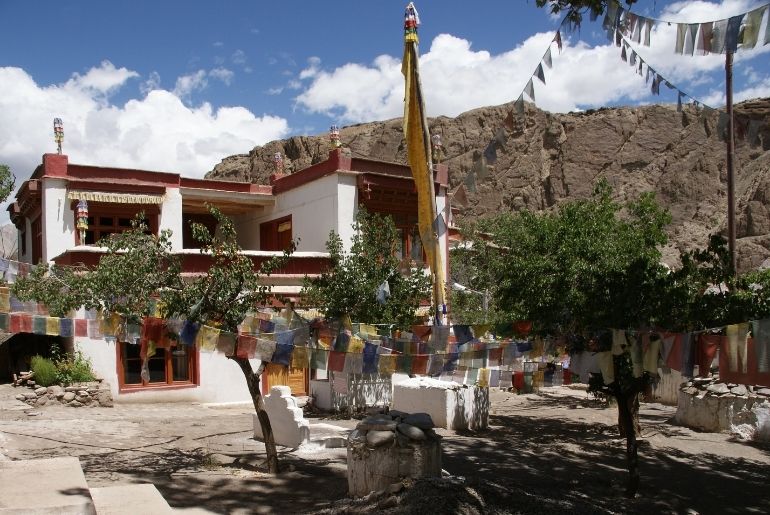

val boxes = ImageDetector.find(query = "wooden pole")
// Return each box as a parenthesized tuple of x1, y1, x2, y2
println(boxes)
(725, 51, 737, 274)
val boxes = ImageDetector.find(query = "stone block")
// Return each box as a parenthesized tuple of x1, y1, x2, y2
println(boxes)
(63, 392, 76, 402)
(392, 378, 489, 430)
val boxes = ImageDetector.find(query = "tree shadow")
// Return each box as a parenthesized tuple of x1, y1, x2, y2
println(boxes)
(441, 411, 770, 514)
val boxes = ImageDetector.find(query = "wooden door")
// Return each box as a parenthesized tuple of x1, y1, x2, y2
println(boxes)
(262, 363, 308, 396)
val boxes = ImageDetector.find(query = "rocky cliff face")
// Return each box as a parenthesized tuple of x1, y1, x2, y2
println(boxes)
(207, 99, 770, 272)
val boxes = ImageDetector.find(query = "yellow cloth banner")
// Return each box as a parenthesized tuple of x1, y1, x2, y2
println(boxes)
(291, 346, 310, 369)
(378, 354, 397, 375)
(348, 335, 365, 354)
(402, 39, 445, 310)
(0, 293, 9, 313)
(46, 317, 60, 336)
(197, 325, 220, 352)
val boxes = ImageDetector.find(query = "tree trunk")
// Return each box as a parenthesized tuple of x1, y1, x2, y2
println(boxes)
(616, 390, 640, 498)
(232, 356, 279, 474)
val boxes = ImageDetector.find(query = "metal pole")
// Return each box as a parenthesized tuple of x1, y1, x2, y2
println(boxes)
(725, 51, 737, 274)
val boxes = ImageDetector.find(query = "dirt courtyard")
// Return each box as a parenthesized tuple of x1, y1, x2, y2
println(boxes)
(1, 384, 768, 514)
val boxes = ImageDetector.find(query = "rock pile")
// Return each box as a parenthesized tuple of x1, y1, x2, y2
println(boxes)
(14, 381, 113, 408)
(347, 410, 443, 497)
(350, 410, 440, 448)
(679, 376, 770, 400)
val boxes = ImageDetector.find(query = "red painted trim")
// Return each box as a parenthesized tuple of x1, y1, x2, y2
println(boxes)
(65, 164, 180, 187)
(53, 250, 331, 275)
(64, 179, 167, 195)
(181, 177, 273, 195)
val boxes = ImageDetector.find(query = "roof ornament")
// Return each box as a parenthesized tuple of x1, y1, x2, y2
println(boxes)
(53, 118, 64, 154)
(273, 152, 284, 175)
(431, 134, 443, 164)
(329, 125, 341, 149)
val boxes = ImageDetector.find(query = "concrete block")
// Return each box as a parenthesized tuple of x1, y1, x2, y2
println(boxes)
(0, 457, 95, 514)
(392, 377, 489, 430)
(90, 484, 173, 514)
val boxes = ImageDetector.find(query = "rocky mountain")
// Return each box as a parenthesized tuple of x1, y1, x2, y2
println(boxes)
(207, 99, 770, 273)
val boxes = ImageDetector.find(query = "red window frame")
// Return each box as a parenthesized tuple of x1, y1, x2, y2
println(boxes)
(116, 340, 199, 392)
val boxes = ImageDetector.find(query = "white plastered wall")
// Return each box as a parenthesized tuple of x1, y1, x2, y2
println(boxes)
(254, 172, 359, 253)
(436, 188, 449, 286)
(159, 187, 183, 251)
(41, 177, 74, 263)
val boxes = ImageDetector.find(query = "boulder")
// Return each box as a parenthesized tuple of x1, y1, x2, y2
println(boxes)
(707, 383, 730, 395)
(366, 430, 395, 447)
(62, 392, 76, 402)
(730, 385, 749, 396)
(397, 423, 426, 441)
(402, 413, 435, 430)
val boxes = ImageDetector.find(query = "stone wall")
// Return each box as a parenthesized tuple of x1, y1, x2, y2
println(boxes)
(674, 376, 770, 440)
(15, 380, 113, 408)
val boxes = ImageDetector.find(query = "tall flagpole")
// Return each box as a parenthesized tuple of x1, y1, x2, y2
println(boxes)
(402, 2, 446, 324)
(725, 51, 737, 274)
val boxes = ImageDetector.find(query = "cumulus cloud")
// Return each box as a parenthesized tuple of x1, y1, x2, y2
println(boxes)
(173, 70, 208, 98)
(0, 62, 290, 191)
(294, 0, 770, 122)
(209, 67, 234, 85)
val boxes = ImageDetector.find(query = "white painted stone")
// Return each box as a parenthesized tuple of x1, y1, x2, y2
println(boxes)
(252, 385, 310, 448)
(391, 377, 489, 430)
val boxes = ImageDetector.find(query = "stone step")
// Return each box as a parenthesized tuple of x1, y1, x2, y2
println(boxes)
(0, 457, 95, 514)
(89, 484, 173, 514)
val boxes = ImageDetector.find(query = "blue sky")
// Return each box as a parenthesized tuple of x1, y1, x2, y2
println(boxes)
(2, 0, 770, 188)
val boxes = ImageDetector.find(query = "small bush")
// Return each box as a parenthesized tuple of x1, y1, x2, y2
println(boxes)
(55, 350, 96, 385)
(30, 355, 58, 387)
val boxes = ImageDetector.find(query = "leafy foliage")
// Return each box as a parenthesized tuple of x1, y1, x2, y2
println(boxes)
(13, 216, 182, 320)
(302, 210, 432, 328)
(50, 344, 96, 385)
(162, 206, 294, 332)
(535, 0, 637, 25)
(454, 180, 671, 333)
(0, 164, 15, 204)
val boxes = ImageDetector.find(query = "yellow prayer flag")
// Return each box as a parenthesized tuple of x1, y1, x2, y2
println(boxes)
(197, 325, 220, 352)
(46, 317, 61, 336)
(402, 10, 445, 310)
(291, 347, 310, 369)
(348, 335, 365, 353)
(378, 354, 397, 375)
(0, 293, 9, 313)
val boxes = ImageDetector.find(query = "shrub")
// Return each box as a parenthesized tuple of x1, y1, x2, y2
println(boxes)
(30, 355, 58, 387)
(55, 350, 96, 385)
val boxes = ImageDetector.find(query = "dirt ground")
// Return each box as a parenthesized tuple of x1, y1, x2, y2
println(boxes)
(1, 384, 768, 515)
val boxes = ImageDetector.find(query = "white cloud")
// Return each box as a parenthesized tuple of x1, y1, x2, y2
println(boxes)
(294, 0, 770, 122)
(232, 49, 247, 65)
(0, 62, 290, 197)
(299, 56, 322, 80)
(173, 70, 208, 98)
(140, 71, 162, 95)
(209, 67, 234, 85)
(213, 41, 224, 48)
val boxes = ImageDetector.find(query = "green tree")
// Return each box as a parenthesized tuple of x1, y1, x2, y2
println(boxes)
(0, 164, 15, 203)
(302, 210, 431, 328)
(536, 0, 637, 25)
(14, 208, 294, 474)
(461, 180, 671, 497)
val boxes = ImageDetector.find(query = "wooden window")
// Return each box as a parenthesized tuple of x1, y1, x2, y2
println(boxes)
(31, 217, 42, 264)
(73, 204, 158, 246)
(260, 215, 292, 251)
(117, 341, 198, 390)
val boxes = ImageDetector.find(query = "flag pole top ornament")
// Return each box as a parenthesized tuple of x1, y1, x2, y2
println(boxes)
(53, 118, 64, 155)
(329, 125, 341, 149)
(273, 152, 284, 174)
(404, 2, 420, 43)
